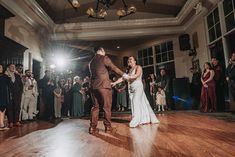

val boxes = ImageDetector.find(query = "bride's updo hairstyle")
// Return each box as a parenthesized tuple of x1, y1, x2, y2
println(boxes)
(128, 56, 137, 64)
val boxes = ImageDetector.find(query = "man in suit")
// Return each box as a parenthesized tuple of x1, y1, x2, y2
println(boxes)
(226, 52, 235, 102)
(5, 63, 23, 127)
(89, 46, 126, 134)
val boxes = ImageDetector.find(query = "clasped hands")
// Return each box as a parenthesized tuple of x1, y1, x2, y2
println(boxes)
(122, 73, 130, 80)
(111, 73, 130, 87)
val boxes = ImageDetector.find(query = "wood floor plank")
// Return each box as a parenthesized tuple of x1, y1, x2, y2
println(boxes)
(0, 112, 235, 157)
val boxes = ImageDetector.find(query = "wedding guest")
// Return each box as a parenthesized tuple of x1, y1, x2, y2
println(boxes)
(5, 64, 23, 127)
(200, 62, 216, 112)
(226, 52, 235, 104)
(63, 78, 73, 117)
(149, 73, 157, 110)
(72, 76, 84, 117)
(156, 68, 173, 110)
(190, 67, 201, 109)
(0, 64, 10, 130)
(115, 79, 127, 112)
(156, 86, 166, 112)
(54, 82, 62, 119)
(22, 70, 37, 121)
(211, 57, 225, 111)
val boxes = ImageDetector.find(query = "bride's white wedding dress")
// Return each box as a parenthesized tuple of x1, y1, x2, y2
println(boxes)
(128, 66, 159, 128)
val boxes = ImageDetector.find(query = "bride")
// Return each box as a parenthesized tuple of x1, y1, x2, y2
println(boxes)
(112, 56, 159, 128)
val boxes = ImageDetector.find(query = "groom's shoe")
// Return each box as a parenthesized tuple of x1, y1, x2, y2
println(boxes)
(105, 127, 117, 134)
(89, 127, 99, 135)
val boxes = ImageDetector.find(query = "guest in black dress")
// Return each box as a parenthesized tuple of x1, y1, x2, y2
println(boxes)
(0, 64, 10, 130)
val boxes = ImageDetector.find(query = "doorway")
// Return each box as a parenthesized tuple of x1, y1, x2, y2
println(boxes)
(32, 59, 41, 81)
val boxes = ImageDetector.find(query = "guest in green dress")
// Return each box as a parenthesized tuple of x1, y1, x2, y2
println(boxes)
(72, 76, 84, 117)
(115, 81, 127, 111)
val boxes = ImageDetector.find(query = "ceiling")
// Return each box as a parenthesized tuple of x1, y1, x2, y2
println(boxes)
(36, 0, 188, 23)
(55, 34, 172, 52)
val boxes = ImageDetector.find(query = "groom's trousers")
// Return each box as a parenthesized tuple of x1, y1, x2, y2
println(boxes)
(90, 88, 112, 128)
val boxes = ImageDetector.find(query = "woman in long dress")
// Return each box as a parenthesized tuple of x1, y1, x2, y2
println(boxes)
(72, 76, 84, 117)
(200, 62, 216, 112)
(112, 56, 159, 127)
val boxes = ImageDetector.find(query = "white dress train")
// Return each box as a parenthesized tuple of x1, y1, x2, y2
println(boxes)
(128, 66, 159, 128)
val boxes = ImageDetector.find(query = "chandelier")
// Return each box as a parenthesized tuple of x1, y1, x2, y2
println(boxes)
(86, 0, 137, 19)
(68, 0, 80, 10)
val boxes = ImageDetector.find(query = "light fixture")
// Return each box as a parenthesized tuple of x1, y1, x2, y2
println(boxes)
(68, 0, 80, 10)
(117, 5, 136, 19)
(87, 0, 137, 19)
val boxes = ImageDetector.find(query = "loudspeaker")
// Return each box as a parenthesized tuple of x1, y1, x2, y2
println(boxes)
(179, 34, 191, 51)
(172, 78, 192, 110)
(123, 56, 128, 67)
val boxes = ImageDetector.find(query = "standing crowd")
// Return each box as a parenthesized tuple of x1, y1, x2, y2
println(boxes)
(0, 63, 92, 131)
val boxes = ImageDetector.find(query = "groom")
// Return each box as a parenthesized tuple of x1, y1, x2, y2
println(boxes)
(89, 46, 128, 134)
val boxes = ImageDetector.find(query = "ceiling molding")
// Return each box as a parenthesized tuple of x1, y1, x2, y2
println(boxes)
(23, 0, 55, 29)
(51, 26, 184, 41)
(0, 0, 37, 27)
(0, 0, 54, 30)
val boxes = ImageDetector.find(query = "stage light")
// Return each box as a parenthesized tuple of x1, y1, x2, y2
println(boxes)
(55, 56, 67, 68)
(50, 64, 56, 69)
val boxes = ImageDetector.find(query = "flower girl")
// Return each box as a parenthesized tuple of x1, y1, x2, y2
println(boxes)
(156, 86, 166, 111)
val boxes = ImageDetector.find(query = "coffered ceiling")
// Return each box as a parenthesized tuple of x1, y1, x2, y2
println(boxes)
(36, 0, 187, 23)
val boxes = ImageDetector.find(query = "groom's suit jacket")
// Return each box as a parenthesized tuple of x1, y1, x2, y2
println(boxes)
(89, 54, 124, 90)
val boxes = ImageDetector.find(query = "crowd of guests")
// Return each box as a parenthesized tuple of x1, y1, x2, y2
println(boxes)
(190, 59, 224, 113)
(0, 63, 93, 131)
(38, 70, 91, 121)
(190, 53, 235, 113)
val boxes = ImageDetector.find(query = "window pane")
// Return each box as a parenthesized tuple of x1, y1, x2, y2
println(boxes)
(155, 45, 161, 54)
(223, 0, 233, 16)
(207, 13, 214, 29)
(168, 51, 174, 60)
(144, 57, 148, 66)
(138, 50, 142, 59)
(209, 28, 216, 42)
(149, 57, 153, 65)
(214, 8, 219, 23)
(162, 52, 168, 62)
(215, 23, 222, 38)
(225, 13, 235, 32)
(167, 41, 173, 51)
(148, 47, 153, 56)
(156, 54, 161, 63)
(161, 43, 167, 52)
(143, 49, 147, 57)
(138, 59, 143, 66)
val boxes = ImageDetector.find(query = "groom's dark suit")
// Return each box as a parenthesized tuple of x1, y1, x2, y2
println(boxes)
(89, 54, 124, 130)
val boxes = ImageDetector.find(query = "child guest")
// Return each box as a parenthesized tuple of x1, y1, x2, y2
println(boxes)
(156, 86, 166, 111)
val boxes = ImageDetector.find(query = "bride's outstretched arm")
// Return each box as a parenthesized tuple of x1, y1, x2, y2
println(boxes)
(111, 77, 124, 87)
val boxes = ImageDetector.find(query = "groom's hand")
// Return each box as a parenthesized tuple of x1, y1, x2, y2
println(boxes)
(122, 73, 130, 80)
(111, 82, 116, 87)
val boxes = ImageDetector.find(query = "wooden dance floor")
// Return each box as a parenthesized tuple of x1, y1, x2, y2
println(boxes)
(0, 112, 235, 157)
